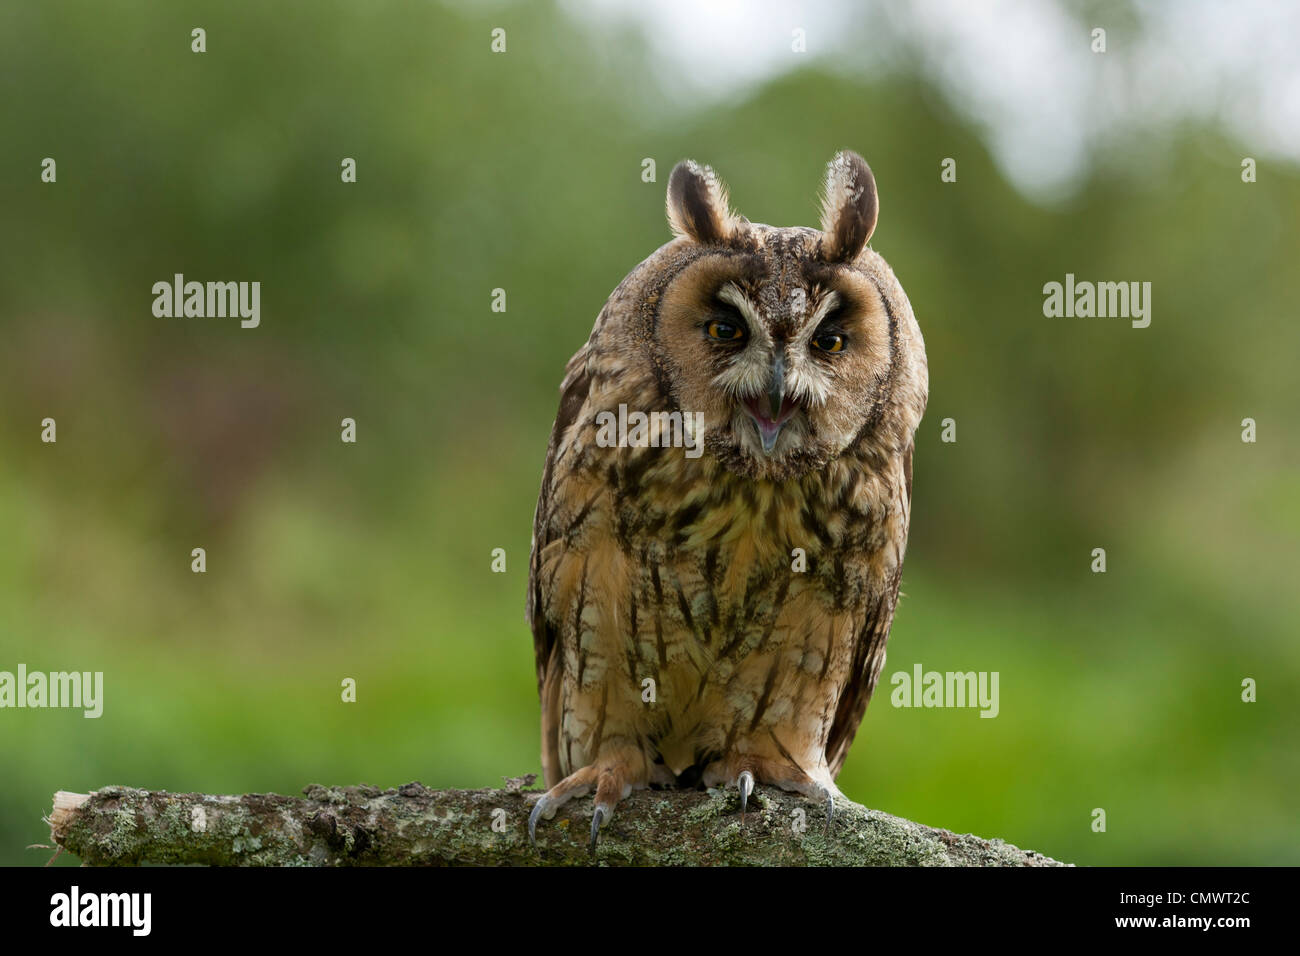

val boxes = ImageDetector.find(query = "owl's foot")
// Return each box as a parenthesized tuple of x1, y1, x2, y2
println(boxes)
(527, 750, 648, 855)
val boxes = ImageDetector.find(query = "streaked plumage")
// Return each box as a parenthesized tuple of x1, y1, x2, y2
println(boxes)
(527, 151, 927, 847)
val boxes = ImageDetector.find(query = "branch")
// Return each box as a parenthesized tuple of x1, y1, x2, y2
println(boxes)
(45, 783, 1067, 866)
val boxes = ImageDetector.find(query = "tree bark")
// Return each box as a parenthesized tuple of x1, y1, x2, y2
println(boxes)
(45, 782, 1067, 866)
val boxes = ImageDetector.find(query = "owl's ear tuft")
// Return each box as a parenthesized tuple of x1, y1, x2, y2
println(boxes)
(667, 160, 739, 244)
(818, 150, 878, 262)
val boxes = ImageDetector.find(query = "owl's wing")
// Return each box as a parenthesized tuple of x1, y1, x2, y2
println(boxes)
(823, 442, 913, 778)
(526, 348, 592, 787)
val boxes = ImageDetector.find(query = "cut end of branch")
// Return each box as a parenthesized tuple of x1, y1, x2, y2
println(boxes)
(49, 791, 90, 839)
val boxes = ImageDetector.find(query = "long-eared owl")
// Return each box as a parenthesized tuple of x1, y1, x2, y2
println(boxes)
(527, 151, 927, 849)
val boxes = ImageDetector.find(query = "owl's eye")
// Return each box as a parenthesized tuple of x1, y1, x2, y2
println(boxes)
(812, 332, 845, 353)
(707, 320, 746, 342)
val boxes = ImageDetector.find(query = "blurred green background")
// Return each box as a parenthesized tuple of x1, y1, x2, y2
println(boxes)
(1, 0, 1296, 866)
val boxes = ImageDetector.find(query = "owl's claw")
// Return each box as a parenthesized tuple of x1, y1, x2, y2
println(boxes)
(527, 794, 556, 848)
(817, 784, 836, 836)
(737, 770, 755, 820)
(589, 804, 608, 855)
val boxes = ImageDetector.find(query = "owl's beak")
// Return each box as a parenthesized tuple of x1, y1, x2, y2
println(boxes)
(767, 355, 786, 421)
(741, 355, 798, 455)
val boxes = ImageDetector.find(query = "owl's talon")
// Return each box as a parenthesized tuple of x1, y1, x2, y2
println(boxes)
(737, 771, 755, 820)
(589, 804, 608, 855)
(528, 795, 555, 848)
(818, 785, 836, 836)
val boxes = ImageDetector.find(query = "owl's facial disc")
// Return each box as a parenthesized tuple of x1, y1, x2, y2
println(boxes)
(654, 238, 894, 481)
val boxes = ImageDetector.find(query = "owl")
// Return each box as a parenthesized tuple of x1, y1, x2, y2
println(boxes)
(526, 151, 927, 851)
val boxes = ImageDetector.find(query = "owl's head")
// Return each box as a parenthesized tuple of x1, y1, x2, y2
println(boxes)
(646, 150, 926, 482)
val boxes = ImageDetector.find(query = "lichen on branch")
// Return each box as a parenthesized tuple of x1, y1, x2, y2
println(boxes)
(45, 783, 1067, 867)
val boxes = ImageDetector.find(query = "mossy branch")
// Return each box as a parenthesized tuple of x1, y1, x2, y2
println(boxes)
(45, 782, 1067, 866)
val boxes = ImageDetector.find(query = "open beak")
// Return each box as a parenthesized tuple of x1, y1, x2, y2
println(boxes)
(743, 354, 799, 455)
